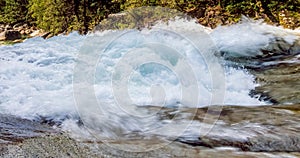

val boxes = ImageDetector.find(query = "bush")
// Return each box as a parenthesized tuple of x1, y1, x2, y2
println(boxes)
(0, 0, 29, 24)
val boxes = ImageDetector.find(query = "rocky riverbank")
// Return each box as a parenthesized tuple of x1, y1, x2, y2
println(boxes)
(0, 23, 52, 45)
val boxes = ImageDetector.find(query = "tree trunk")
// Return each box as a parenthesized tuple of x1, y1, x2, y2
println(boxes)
(83, 0, 88, 34)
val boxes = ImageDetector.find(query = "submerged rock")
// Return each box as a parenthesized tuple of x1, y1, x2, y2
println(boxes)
(148, 104, 300, 152)
(1, 105, 300, 157)
(211, 20, 300, 68)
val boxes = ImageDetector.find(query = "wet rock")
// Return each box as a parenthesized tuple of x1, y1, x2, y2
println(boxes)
(0, 30, 21, 41)
(40, 32, 51, 39)
(0, 114, 57, 144)
(212, 21, 300, 68)
(252, 63, 300, 104)
(152, 104, 300, 152)
(249, 135, 300, 152)
(289, 38, 300, 56)
(0, 104, 300, 157)
(44, 33, 54, 39)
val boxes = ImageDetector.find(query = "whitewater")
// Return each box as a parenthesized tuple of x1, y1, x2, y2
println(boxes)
(0, 18, 299, 140)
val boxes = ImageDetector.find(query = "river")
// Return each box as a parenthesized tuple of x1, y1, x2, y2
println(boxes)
(0, 18, 299, 157)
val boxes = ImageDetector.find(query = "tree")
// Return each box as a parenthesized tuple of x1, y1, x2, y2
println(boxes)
(29, 0, 77, 34)
(0, 0, 29, 24)
(28, 0, 121, 34)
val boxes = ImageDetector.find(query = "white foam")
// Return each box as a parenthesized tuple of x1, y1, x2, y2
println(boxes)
(211, 17, 299, 58)
(0, 20, 268, 138)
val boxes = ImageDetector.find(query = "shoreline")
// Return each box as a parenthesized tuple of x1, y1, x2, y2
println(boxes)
(0, 23, 52, 45)
(1, 14, 299, 46)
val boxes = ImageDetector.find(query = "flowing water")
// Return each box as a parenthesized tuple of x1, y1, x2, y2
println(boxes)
(0, 18, 300, 156)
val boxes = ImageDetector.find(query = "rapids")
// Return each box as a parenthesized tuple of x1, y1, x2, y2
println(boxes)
(0, 18, 299, 143)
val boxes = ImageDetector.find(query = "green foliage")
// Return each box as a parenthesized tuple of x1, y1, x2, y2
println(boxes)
(81, 0, 121, 33)
(225, 1, 259, 16)
(0, 0, 29, 24)
(221, 0, 300, 28)
(1, 0, 300, 34)
(28, 0, 76, 34)
(28, 0, 121, 34)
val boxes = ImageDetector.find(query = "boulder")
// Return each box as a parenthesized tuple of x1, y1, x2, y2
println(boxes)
(40, 32, 54, 39)
(23, 23, 28, 28)
(0, 24, 5, 32)
(30, 30, 40, 37)
(41, 32, 51, 39)
(5, 25, 12, 30)
(20, 30, 25, 35)
(0, 30, 21, 41)
(25, 29, 32, 35)
(13, 23, 23, 29)
(0, 32, 5, 41)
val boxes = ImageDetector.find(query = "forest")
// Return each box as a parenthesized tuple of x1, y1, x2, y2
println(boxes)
(0, 0, 299, 35)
